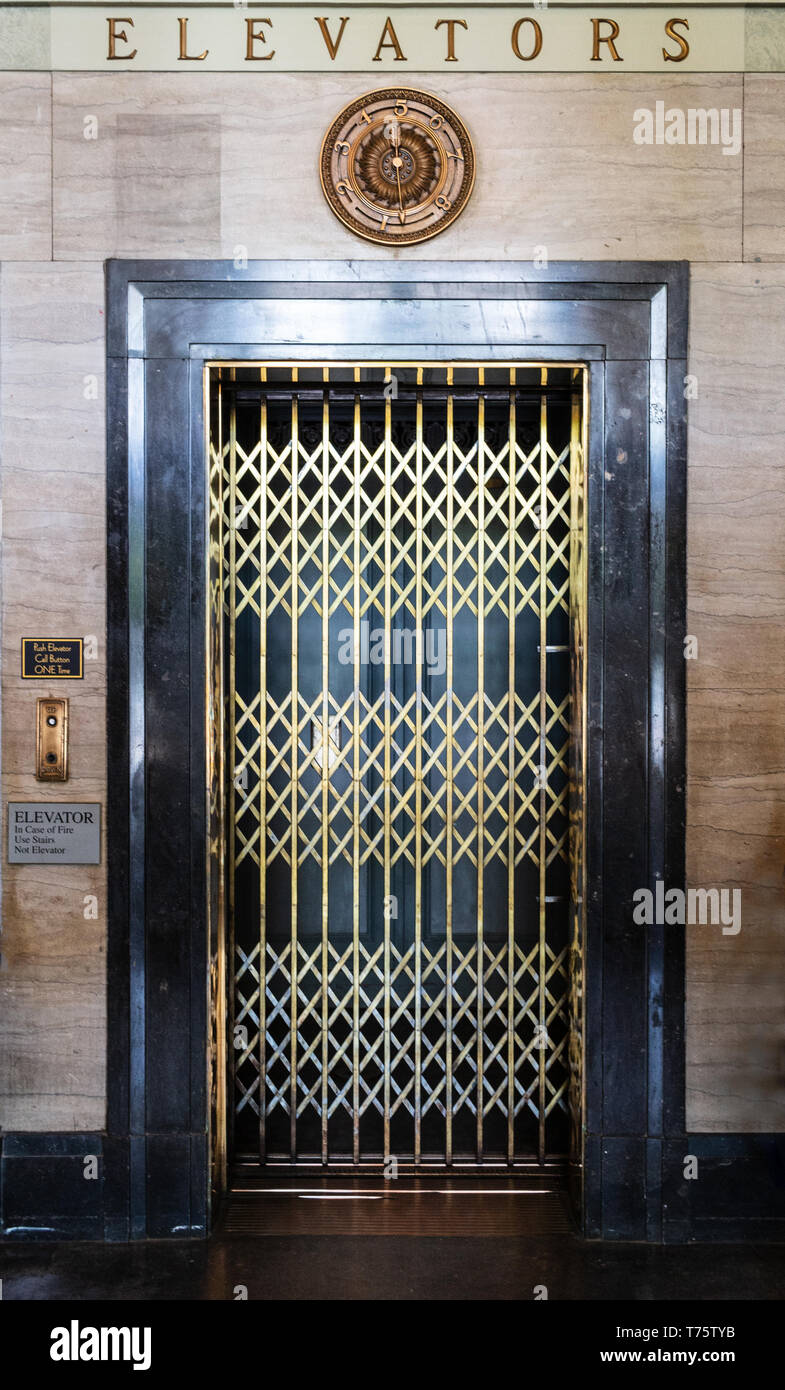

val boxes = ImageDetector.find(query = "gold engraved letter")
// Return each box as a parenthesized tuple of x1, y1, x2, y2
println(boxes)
(246, 17, 275, 61)
(590, 18, 623, 62)
(178, 17, 209, 61)
(107, 17, 137, 61)
(435, 18, 468, 63)
(511, 17, 543, 62)
(663, 17, 689, 62)
(315, 16, 350, 61)
(372, 16, 407, 62)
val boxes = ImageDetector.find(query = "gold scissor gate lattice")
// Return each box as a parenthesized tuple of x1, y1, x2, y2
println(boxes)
(209, 363, 586, 1168)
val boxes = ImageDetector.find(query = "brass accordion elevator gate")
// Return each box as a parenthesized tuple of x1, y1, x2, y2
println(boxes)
(208, 363, 586, 1170)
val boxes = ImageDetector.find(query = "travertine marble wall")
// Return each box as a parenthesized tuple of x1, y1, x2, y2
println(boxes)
(0, 70, 783, 1133)
(0, 261, 106, 1129)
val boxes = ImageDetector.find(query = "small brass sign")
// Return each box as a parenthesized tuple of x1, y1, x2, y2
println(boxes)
(21, 638, 83, 679)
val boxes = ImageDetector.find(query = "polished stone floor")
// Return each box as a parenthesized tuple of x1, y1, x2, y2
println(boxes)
(1, 1182, 784, 1301)
(2, 1233, 785, 1301)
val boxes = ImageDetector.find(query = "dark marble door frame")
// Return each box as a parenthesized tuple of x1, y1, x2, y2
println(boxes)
(104, 259, 688, 1241)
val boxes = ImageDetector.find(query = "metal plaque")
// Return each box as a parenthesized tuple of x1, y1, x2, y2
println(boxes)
(36, 698, 69, 781)
(21, 638, 84, 679)
(8, 802, 101, 864)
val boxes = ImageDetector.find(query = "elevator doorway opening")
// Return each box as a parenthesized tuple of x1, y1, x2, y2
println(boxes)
(207, 361, 586, 1184)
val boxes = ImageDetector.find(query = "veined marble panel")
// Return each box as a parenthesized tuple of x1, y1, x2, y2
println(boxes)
(0, 73, 51, 260)
(686, 264, 785, 1132)
(52, 72, 743, 262)
(745, 6, 785, 71)
(0, 262, 107, 1132)
(0, 7, 51, 71)
(0, 983, 105, 1133)
(744, 74, 785, 261)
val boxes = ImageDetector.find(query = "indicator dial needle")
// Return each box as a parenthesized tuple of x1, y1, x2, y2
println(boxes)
(392, 127, 405, 222)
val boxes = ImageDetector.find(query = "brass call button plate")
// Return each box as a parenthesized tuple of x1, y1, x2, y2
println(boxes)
(36, 697, 68, 781)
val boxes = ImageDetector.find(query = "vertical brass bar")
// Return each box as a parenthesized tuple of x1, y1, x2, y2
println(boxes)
(352, 374, 361, 1163)
(538, 369, 548, 1165)
(227, 369, 238, 1161)
(569, 369, 588, 1195)
(414, 382, 423, 1164)
(445, 371, 455, 1166)
(506, 370, 517, 1163)
(579, 367, 589, 1181)
(213, 370, 229, 1184)
(258, 372, 268, 1161)
(289, 390, 299, 1158)
(383, 378, 392, 1163)
(476, 376, 485, 1160)
(320, 383, 330, 1164)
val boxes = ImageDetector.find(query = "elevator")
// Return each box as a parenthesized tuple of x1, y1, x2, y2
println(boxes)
(98, 258, 688, 1240)
(208, 362, 587, 1173)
